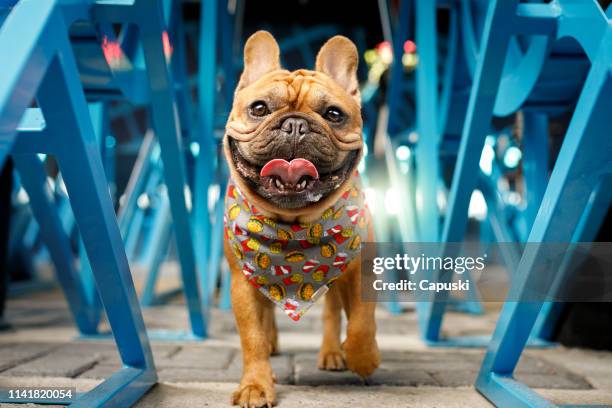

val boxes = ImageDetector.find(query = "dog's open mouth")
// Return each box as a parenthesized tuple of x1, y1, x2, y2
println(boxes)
(228, 138, 360, 208)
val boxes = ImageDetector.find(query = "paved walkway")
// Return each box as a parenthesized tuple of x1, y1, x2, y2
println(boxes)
(1, 282, 611, 407)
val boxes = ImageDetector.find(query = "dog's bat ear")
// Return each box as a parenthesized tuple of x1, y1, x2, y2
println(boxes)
(316, 36, 359, 98)
(237, 31, 281, 91)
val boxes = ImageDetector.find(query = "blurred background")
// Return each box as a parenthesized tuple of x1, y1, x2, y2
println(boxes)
(0, 1, 611, 405)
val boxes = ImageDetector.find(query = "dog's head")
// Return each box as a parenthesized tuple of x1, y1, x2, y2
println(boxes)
(224, 31, 363, 214)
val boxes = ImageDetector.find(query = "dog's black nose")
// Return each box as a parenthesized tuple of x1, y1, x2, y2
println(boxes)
(281, 117, 309, 137)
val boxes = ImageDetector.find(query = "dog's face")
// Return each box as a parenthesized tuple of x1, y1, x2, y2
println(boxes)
(224, 31, 363, 211)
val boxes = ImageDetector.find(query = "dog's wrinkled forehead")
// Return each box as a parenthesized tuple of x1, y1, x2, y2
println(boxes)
(272, 69, 338, 108)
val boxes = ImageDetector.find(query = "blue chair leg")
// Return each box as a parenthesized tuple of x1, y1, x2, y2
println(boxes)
(194, 0, 219, 311)
(414, 0, 483, 329)
(387, 0, 412, 137)
(476, 54, 612, 408)
(419, 0, 518, 343)
(138, 3, 207, 337)
(219, 259, 232, 310)
(206, 179, 227, 304)
(12, 154, 100, 334)
(415, 0, 440, 243)
(521, 112, 549, 230)
(140, 193, 172, 306)
(40, 52, 156, 406)
(531, 176, 612, 341)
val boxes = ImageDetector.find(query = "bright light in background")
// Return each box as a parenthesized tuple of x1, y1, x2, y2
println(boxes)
(162, 31, 174, 60)
(184, 185, 192, 211)
(408, 131, 418, 144)
(137, 193, 150, 209)
(468, 189, 487, 221)
(402, 53, 418, 68)
(55, 178, 68, 196)
(16, 187, 29, 205)
(362, 143, 368, 156)
(399, 162, 409, 174)
(384, 188, 402, 214)
(190, 141, 200, 157)
(479, 137, 495, 176)
(506, 191, 522, 206)
(208, 184, 220, 211)
(37, 154, 47, 161)
(415, 187, 423, 212)
(364, 187, 377, 212)
(101, 36, 132, 71)
(376, 41, 393, 65)
(403, 40, 417, 54)
(437, 187, 447, 212)
(357, 157, 366, 173)
(503, 146, 522, 169)
(395, 145, 411, 161)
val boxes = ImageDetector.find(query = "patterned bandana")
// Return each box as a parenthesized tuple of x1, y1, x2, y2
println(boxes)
(224, 173, 370, 321)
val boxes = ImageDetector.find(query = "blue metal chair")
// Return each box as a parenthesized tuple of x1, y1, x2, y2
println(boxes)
(470, 1, 611, 406)
(87, 0, 208, 338)
(12, 0, 208, 338)
(0, 0, 156, 404)
(399, 0, 600, 347)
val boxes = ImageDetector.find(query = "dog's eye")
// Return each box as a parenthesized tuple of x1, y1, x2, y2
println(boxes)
(249, 101, 270, 117)
(324, 106, 344, 123)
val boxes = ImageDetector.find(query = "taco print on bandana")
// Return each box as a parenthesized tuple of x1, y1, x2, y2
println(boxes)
(224, 176, 370, 321)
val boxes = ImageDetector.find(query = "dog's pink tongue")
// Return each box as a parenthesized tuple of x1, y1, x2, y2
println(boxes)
(260, 159, 319, 185)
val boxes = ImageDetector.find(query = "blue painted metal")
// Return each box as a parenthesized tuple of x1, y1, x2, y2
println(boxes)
(0, 0, 157, 404)
(471, 1, 612, 406)
(406, 0, 598, 348)
(13, 152, 100, 334)
(3, 0, 208, 339)
(387, 0, 411, 138)
(193, 0, 218, 327)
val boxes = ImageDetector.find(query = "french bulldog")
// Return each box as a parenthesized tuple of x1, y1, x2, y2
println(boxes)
(223, 31, 379, 407)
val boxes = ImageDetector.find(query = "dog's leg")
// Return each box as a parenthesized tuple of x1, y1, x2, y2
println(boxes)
(262, 301, 279, 355)
(227, 244, 275, 407)
(317, 286, 346, 370)
(340, 254, 380, 379)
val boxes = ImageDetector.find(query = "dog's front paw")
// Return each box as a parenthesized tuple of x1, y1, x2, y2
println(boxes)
(317, 349, 346, 371)
(342, 338, 380, 379)
(231, 381, 275, 408)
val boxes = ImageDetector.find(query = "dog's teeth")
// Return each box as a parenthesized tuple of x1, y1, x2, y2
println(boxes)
(275, 179, 283, 189)
(299, 180, 306, 189)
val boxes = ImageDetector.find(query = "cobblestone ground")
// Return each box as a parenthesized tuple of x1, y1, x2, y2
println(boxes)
(1, 278, 611, 407)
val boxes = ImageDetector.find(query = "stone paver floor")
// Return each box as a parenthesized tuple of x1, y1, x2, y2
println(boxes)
(1, 283, 611, 407)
